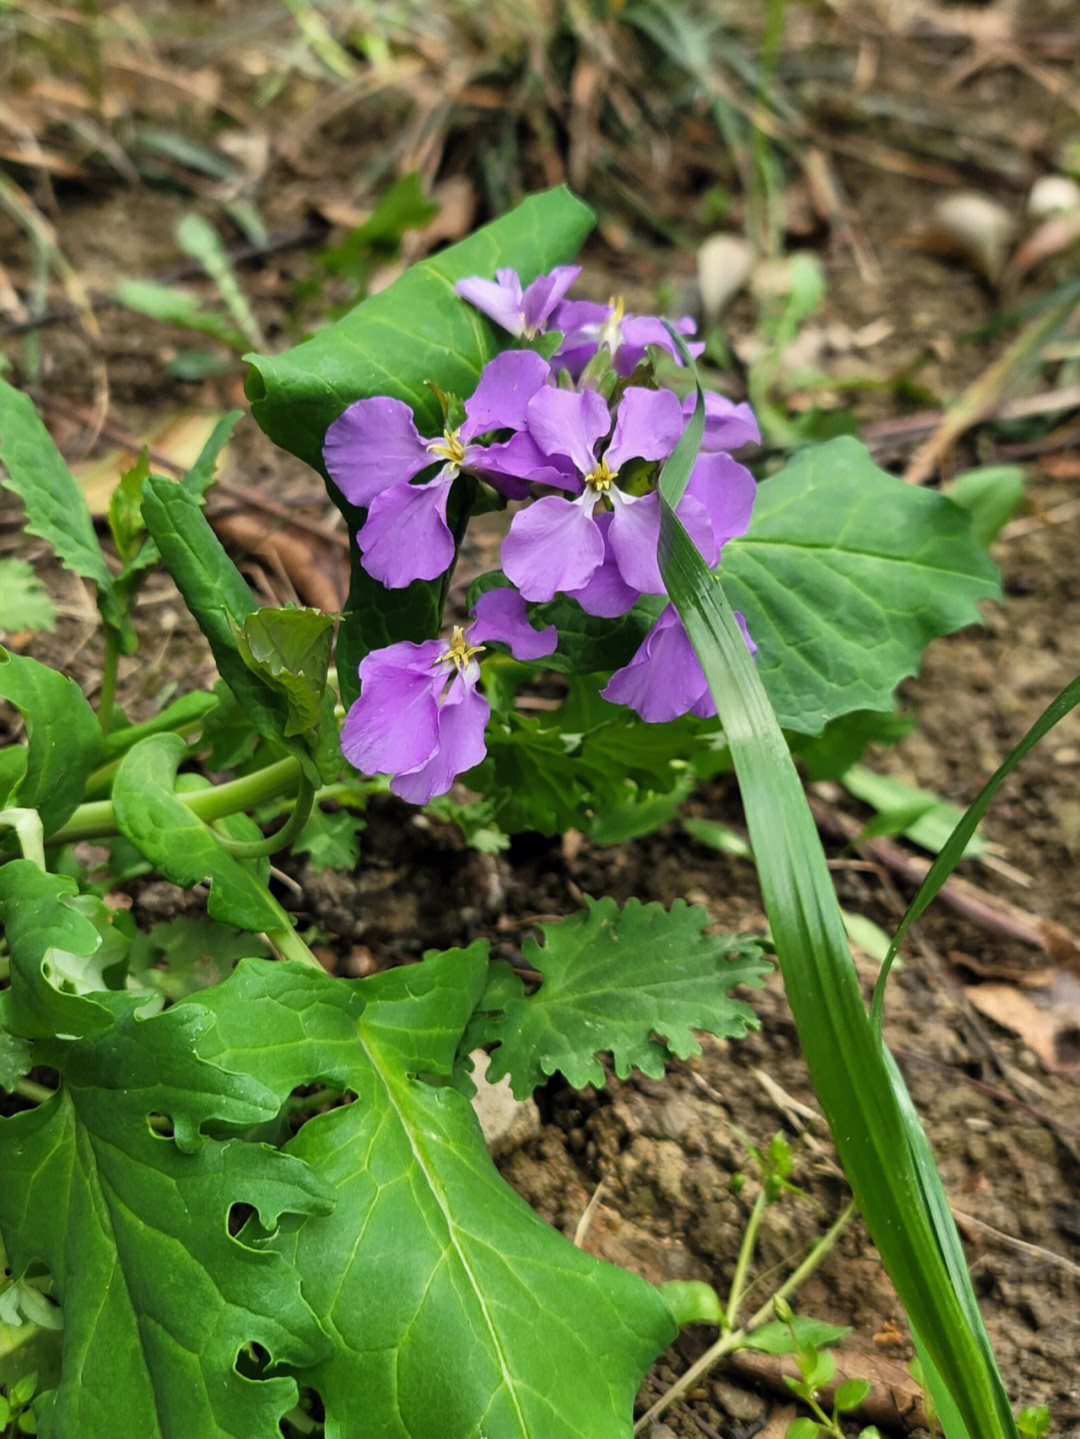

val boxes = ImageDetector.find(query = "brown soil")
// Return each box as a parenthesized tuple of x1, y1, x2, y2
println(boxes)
(3, 3, 1080, 1433)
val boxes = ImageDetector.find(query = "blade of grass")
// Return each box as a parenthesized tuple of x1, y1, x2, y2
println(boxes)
(654, 357, 1017, 1439)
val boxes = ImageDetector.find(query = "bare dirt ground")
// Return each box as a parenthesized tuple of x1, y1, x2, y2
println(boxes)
(3, 2, 1080, 1432)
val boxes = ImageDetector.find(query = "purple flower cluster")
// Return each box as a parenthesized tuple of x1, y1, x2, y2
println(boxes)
(325, 267, 759, 801)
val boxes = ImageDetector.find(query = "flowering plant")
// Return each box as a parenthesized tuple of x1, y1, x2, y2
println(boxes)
(0, 187, 1053, 1438)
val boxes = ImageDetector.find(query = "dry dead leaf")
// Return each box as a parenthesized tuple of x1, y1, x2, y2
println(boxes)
(74, 413, 230, 516)
(965, 971, 1080, 1073)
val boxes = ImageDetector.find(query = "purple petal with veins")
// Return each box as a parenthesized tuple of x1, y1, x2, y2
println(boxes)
(520, 266, 581, 335)
(565, 511, 640, 617)
(468, 431, 575, 497)
(469, 587, 557, 660)
(613, 314, 702, 375)
(391, 675, 490, 804)
(356, 471, 455, 587)
(606, 387, 686, 469)
(683, 452, 757, 549)
(501, 494, 605, 601)
(601, 605, 712, 722)
(525, 387, 610, 474)
(461, 349, 553, 439)
(684, 393, 761, 451)
(323, 396, 432, 507)
(343, 640, 443, 775)
(453, 269, 527, 334)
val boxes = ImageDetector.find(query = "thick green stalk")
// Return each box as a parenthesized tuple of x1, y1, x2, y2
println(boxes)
(48, 755, 302, 845)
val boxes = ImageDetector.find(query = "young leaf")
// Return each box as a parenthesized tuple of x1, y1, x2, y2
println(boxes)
(466, 896, 770, 1097)
(111, 733, 286, 933)
(0, 1003, 333, 1439)
(191, 952, 681, 1438)
(232, 607, 335, 737)
(0, 650, 102, 836)
(140, 477, 324, 783)
(721, 437, 1000, 732)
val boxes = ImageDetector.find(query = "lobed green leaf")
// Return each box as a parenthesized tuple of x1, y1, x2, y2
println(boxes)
(467, 896, 769, 1097)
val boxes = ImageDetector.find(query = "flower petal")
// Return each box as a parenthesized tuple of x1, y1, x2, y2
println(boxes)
(607, 491, 664, 595)
(520, 265, 581, 335)
(525, 387, 611, 475)
(683, 452, 757, 549)
(324, 396, 432, 507)
(461, 349, 553, 439)
(600, 606, 710, 722)
(470, 587, 558, 660)
(605, 387, 686, 469)
(564, 511, 641, 617)
(685, 392, 761, 451)
(614, 314, 702, 375)
(469, 431, 577, 497)
(356, 471, 455, 587)
(453, 269, 526, 334)
(392, 675, 490, 803)
(342, 641, 443, 775)
(500, 494, 605, 601)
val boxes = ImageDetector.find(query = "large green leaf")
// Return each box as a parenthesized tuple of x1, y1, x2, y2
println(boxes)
(193, 952, 679, 1438)
(0, 1003, 333, 1439)
(111, 733, 284, 933)
(0, 649, 102, 835)
(467, 896, 769, 1097)
(244, 187, 595, 700)
(721, 437, 1000, 732)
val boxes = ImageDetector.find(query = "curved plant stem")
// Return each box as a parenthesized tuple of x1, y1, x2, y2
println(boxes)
(214, 775, 316, 859)
(48, 755, 303, 844)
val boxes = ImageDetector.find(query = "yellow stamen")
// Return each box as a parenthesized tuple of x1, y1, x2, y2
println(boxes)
(428, 428, 466, 465)
(440, 625, 484, 672)
(584, 456, 616, 493)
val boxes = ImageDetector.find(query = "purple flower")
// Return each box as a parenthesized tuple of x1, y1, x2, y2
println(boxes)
(341, 588, 556, 802)
(600, 604, 756, 723)
(454, 266, 580, 339)
(552, 298, 704, 378)
(684, 392, 761, 451)
(323, 351, 559, 588)
(500, 385, 756, 612)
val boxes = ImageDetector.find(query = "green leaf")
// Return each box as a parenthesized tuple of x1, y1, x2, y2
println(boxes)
(721, 438, 1001, 732)
(742, 1317, 850, 1355)
(942, 465, 1024, 549)
(111, 276, 246, 349)
(0, 864, 142, 1041)
(0, 1030, 33, 1092)
(0, 560, 56, 633)
(125, 915, 270, 1002)
(140, 477, 323, 784)
(245, 187, 594, 698)
(835, 1377, 874, 1412)
(0, 650, 102, 835)
(111, 733, 285, 933)
(190, 951, 678, 1438)
(0, 1003, 333, 1439)
(292, 805, 362, 872)
(843, 765, 985, 857)
(0, 380, 112, 606)
(793, 708, 915, 782)
(467, 896, 769, 1097)
(233, 607, 335, 737)
(787, 1416, 822, 1439)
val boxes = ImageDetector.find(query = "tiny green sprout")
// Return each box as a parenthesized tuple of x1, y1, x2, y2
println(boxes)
(1017, 1405, 1050, 1439)
(728, 1170, 745, 1195)
(0, 1370, 40, 1436)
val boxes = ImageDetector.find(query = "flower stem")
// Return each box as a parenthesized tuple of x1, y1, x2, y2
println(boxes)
(48, 755, 304, 845)
(214, 775, 316, 859)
